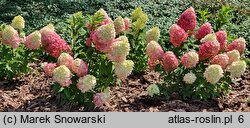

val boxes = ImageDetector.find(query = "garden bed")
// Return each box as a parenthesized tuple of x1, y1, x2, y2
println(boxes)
(0, 64, 249, 112)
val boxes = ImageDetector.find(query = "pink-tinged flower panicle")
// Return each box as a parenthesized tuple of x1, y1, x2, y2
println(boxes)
(77, 75, 96, 93)
(210, 54, 229, 69)
(198, 41, 220, 60)
(53, 65, 72, 87)
(181, 51, 199, 69)
(183, 72, 197, 84)
(226, 37, 246, 55)
(148, 59, 160, 70)
(11, 15, 25, 30)
(57, 53, 74, 70)
(43, 62, 57, 76)
(94, 8, 113, 26)
(169, 24, 188, 47)
(226, 50, 240, 64)
(92, 23, 116, 53)
(93, 88, 110, 107)
(124, 17, 131, 31)
(114, 60, 134, 80)
(215, 30, 227, 51)
(177, 7, 196, 34)
(146, 41, 164, 61)
(227, 60, 246, 78)
(146, 27, 160, 43)
(195, 22, 212, 40)
(204, 64, 223, 84)
(200, 33, 218, 44)
(162, 51, 179, 72)
(114, 16, 125, 34)
(24, 31, 41, 50)
(1, 25, 21, 48)
(40, 24, 71, 58)
(72, 58, 88, 77)
(108, 36, 130, 62)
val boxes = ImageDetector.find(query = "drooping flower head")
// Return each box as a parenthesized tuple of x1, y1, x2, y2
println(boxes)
(146, 40, 164, 61)
(40, 24, 71, 58)
(204, 64, 223, 84)
(215, 30, 227, 51)
(92, 23, 116, 53)
(24, 31, 41, 50)
(162, 51, 179, 72)
(114, 16, 125, 34)
(227, 60, 246, 78)
(42, 62, 57, 76)
(226, 50, 240, 64)
(198, 41, 220, 60)
(177, 7, 196, 34)
(72, 58, 88, 77)
(93, 88, 110, 107)
(77, 75, 96, 93)
(11, 15, 25, 29)
(108, 36, 130, 62)
(183, 72, 197, 84)
(226, 37, 246, 55)
(146, 27, 160, 43)
(195, 22, 212, 40)
(1, 25, 21, 48)
(210, 54, 229, 69)
(114, 60, 134, 80)
(53, 65, 72, 87)
(148, 58, 160, 70)
(181, 51, 199, 68)
(57, 53, 74, 70)
(147, 84, 160, 97)
(124, 17, 131, 31)
(169, 24, 188, 47)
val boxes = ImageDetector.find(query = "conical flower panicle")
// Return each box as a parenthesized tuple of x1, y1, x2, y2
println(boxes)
(183, 72, 197, 84)
(146, 27, 160, 43)
(114, 60, 134, 80)
(146, 41, 164, 61)
(177, 7, 196, 34)
(77, 75, 96, 93)
(24, 31, 41, 50)
(227, 60, 246, 78)
(53, 65, 72, 87)
(108, 36, 130, 62)
(204, 64, 223, 84)
(169, 24, 188, 47)
(147, 84, 160, 97)
(1, 25, 21, 48)
(181, 51, 199, 69)
(57, 53, 74, 70)
(210, 54, 229, 69)
(198, 41, 220, 60)
(195, 22, 212, 40)
(226, 37, 246, 55)
(215, 30, 227, 51)
(226, 50, 240, 64)
(43, 62, 57, 76)
(114, 16, 125, 34)
(11, 15, 25, 30)
(40, 24, 71, 58)
(162, 51, 179, 72)
(92, 23, 116, 53)
(72, 58, 88, 77)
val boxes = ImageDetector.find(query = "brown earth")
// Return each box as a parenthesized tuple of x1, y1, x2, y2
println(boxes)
(0, 64, 249, 112)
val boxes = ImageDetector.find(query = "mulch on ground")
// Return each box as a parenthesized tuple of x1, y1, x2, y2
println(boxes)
(0, 64, 249, 112)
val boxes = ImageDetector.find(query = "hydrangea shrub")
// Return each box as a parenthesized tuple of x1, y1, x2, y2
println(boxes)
(146, 7, 248, 100)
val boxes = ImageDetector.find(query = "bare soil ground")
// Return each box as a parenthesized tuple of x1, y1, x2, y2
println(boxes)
(0, 64, 249, 112)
